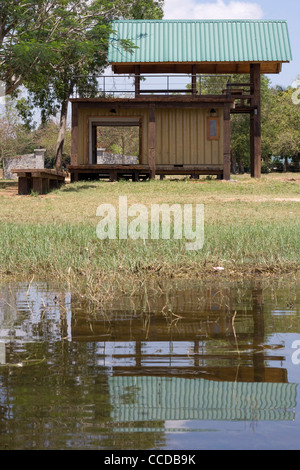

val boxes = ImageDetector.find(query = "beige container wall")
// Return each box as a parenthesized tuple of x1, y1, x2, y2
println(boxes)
(77, 107, 149, 165)
(155, 108, 224, 165)
(77, 106, 223, 166)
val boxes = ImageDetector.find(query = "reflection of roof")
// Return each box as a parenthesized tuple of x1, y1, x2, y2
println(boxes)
(109, 376, 298, 422)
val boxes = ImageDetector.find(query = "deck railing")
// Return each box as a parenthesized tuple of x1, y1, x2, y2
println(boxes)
(71, 74, 236, 99)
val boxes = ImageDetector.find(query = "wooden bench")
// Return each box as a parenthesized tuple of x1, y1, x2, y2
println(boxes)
(11, 169, 66, 195)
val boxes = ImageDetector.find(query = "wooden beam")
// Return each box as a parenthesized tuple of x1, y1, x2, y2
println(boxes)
(250, 63, 261, 178)
(112, 61, 285, 75)
(148, 104, 156, 179)
(223, 105, 231, 181)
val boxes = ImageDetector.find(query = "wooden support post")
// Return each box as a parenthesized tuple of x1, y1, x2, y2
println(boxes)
(109, 169, 117, 182)
(148, 104, 156, 180)
(71, 171, 79, 182)
(250, 63, 261, 178)
(71, 102, 78, 165)
(132, 170, 139, 182)
(192, 65, 197, 96)
(135, 65, 140, 97)
(91, 124, 97, 164)
(223, 105, 231, 181)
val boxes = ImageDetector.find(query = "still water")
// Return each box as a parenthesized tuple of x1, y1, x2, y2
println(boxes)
(0, 276, 299, 450)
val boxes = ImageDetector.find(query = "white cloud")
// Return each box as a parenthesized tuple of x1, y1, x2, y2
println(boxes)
(163, 0, 264, 20)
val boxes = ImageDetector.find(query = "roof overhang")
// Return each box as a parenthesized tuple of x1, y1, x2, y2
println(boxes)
(111, 61, 285, 75)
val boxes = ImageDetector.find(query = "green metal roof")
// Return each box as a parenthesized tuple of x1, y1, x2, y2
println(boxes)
(108, 20, 292, 64)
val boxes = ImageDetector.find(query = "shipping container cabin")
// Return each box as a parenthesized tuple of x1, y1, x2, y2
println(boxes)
(69, 20, 292, 182)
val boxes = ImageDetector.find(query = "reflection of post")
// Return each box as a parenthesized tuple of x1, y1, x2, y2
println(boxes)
(194, 340, 199, 367)
(252, 285, 265, 382)
(0, 342, 5, 365)
(136, 341, 142, 367)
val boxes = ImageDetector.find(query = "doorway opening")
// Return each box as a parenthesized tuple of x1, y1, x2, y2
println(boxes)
(89, 117, 142, 165)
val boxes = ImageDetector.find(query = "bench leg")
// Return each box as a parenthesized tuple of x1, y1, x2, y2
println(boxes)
(42, 178, 49, 194)
(18, 177, 30, 195)
(32, 177, 43, 194)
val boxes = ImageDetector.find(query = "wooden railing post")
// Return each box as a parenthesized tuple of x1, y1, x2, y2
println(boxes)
(192, 65, 197, 96)
(135, 65, 141, 97)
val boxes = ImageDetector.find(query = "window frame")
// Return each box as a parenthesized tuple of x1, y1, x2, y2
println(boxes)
(207, 116, 220, 141)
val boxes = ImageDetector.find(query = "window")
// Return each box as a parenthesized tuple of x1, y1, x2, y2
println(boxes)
(207, 117, 220, 140)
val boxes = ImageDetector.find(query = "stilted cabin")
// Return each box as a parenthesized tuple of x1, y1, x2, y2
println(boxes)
(69, 20, 292, 182)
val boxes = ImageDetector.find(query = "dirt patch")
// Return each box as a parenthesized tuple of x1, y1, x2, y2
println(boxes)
(274, 198, 300, 202)
(0, 187, 18, 197)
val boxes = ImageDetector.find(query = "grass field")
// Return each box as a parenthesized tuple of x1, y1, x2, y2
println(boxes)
(0, 173, 299, 301)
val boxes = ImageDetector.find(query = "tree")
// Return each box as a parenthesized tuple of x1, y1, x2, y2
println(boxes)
(98, 126, 140, 160)
(0, 1, 88, 95)
(0, 99, 34, 162)
(14, 0, 164, 170)
(265, 87, 300, 171)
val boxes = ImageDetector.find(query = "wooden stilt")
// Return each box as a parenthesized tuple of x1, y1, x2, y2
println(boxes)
(250, 63, 261, 178)
(109, 169, 117, 182)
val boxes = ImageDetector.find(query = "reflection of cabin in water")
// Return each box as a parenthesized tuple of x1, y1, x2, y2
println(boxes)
(69, 20, 292, 182)
(71, 283, 298, 426)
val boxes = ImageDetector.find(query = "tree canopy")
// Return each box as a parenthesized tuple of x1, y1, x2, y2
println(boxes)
(1, 0, 164, 169)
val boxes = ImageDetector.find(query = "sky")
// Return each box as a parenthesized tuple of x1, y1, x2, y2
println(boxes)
(163, 0, 299, 88)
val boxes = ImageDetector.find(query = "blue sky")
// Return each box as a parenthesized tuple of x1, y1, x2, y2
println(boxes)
(164, 0, 299, 87)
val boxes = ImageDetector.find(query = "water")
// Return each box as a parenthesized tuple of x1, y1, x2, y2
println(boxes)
(0, 276, 299, 450)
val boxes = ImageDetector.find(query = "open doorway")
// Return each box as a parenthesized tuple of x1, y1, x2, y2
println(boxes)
(89, 117, 142, 165)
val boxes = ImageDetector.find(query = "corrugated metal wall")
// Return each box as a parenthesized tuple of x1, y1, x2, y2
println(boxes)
(155, 108, 223, 165)
(77, 106, 223, 166)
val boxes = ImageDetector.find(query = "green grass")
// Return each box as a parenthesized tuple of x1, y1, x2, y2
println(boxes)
(0, 173, 299, 301)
